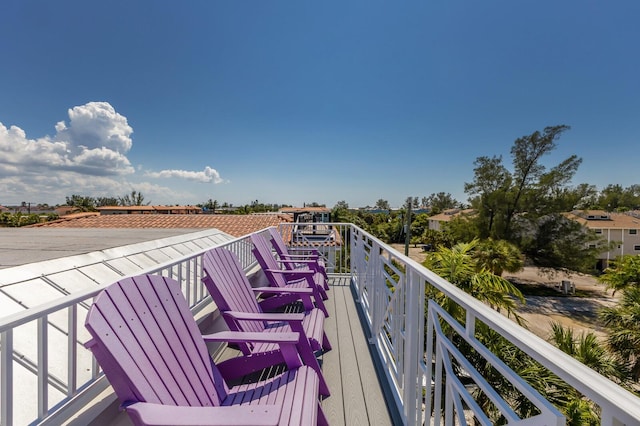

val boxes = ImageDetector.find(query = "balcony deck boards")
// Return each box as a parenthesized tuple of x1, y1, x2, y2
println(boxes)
(321, 275, 393, 425)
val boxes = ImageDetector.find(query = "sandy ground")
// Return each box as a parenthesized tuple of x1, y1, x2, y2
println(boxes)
(392, 244, 617, 340)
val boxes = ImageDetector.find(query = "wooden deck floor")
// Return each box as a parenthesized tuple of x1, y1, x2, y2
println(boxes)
(320, 275, 394, 425)
(100, 276, 396, 426)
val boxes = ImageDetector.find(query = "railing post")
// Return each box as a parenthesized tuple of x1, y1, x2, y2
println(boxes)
(1, 329, 13, 426)
(38, 315, 49, 420)
(67, 305, 77, 396)
(403, 269, 419, 425)
(368, 240, 383, 343)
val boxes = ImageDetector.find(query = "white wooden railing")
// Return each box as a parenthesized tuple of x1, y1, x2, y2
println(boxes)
(2, 224, 640, 425)
(340, 224, 640, 426)
(0, 230, 264, 426)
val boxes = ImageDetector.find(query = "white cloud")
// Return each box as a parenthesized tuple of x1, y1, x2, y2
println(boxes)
(145, 166, 226, 184)
(0, 101, 134, 177)
(0, 102, 228, 205)
(55, 102, 133, 152)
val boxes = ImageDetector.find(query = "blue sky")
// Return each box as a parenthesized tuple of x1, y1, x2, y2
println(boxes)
(1, 1, 638, 208)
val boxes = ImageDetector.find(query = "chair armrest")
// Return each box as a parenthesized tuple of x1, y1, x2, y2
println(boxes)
(278, 259, 316, 265)
(288, 247, 319, 255)
(265, 268, 314, 276)
(223, 311, 305, 322)
(202, 330, 299, 344)
(252, 286, 313, 295)
(280, 254, 319, 260)
(124, 401, 281, 425)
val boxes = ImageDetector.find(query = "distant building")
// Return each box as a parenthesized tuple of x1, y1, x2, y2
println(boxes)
(97, 205, 202, 215)
(428, 208, 475, 231)
(280, 206, 331, 223)
(566, 209, 640, 269)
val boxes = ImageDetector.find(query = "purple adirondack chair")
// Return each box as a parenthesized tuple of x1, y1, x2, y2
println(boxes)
(267, 227, 330, 290)
(84, 274, 328, 426)
(202, 247, 331, 397)
(251, 233, 329, 317)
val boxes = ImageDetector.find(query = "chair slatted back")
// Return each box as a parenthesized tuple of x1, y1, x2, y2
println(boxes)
(251, 233, 289, 288)
(85, 275, 228, 407)
(267, 228, 291, 266)
(202, 248, 266, 335)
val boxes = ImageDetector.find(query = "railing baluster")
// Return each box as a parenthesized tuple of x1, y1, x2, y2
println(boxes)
(38, 315, 49, 419)
(67, 305, 77, 396)
(1, 329, 13, 426)
(403, 268, 418, 424)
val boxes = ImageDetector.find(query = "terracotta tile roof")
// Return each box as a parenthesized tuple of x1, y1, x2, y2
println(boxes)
(30, 213, 293, 237)
(96, 205, 202, 213)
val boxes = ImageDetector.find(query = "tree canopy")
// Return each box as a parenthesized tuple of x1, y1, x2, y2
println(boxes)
(465, 125, 581, 240)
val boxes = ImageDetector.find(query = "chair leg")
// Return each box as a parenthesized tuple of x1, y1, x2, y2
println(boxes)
(322, 331, 332, 351)
(317, 403, 329, 426)
(314, 290, 329, 317)
(319, 285, 328, 300)
(290, 323, 330, 398)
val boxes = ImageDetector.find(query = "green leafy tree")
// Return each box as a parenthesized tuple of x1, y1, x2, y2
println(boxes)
(420, 228, 454, 250)
(334, 200, 349, 210)
(374, 199, 390, 211)
(445, 213, 481, 244)
(555, 183, 599, 211)
(596, 184, 640, 212)
(465, 125, 581, 241)
(409, 213, 431, 243)
(95, 197, 119, 207)
(66, 195, 97, 212)
(517, 213, 602, 273)
(119, 191, 149, 206)
(201, 199, 219, 213)
(425, 192, 461, 214)
(465, 155, 512, 238)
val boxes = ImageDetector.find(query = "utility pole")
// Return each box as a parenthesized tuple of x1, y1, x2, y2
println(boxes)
(404, 197, 412, 256)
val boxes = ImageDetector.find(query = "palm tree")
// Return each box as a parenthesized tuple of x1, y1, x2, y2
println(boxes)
(474, 238, 523, 276)
(548, 322, 631, 425)
(598, 255, 640, 295)
(549, 322, 630, 383)
(599, 287, 640, 380)
(423, 239, 525, 323)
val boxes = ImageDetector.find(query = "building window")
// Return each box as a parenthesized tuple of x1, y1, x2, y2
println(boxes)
(635, 245, 640, 251)
(595, 229, 602, 234)
(630, 229, 638, 235)
(589, 244, 597, 249)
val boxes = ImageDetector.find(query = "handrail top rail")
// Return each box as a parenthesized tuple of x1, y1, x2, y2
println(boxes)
(0, 229, 267, 333)
(360, 226, 640, 420)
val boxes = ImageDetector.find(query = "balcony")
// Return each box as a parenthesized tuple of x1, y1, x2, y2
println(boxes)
(1, 224, 640, 425)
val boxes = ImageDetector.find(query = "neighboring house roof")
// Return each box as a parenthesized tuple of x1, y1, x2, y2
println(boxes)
(96, 205, 202, 214)
(429, 209, 475, 223)
(55, 206, 80, 216)
(566, 210, 640, 230)
(29, 213, 293, 237)
(280, 207, 330, 213)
